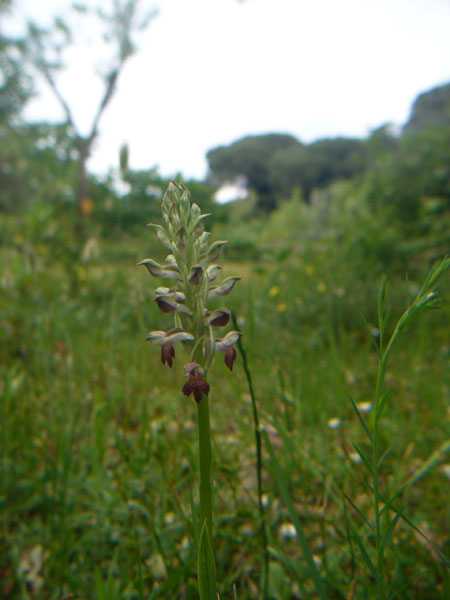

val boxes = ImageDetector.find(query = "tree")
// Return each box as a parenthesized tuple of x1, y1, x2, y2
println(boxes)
(207, 133, 368, 208)
(25, 0, 157, 215)
(0, 0, 33, 124)
(403, 82, 450, 135)
(207, 133, 301, 211)
(0, 0, 36, 211)
(0, 121, 78, 212)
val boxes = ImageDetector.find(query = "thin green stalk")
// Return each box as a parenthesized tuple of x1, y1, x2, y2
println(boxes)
(372, 295, 404, 598)
(197, 394, 214, 541)
(368, 258, 450, 599)
(232, 312, 269, 600)
(197, 392, 217, 600)
(372, 415, 383, 599)
(372, 333, 398, 599)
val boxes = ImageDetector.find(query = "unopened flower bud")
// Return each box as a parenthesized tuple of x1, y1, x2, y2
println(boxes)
(200, 240, 227, 265)
(206, 265, 221, 281)
(176, 225, 187, 249)
(138, 258, 181, 280)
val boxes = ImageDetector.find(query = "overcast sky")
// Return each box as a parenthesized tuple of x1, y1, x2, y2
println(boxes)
(10, 0, 450, 179)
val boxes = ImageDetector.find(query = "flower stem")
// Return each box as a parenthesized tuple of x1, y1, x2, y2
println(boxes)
(197, 393, 214, 557)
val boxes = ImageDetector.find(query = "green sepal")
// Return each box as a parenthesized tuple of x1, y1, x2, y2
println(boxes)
(200, 240, 227, 265)
(147, 223, 173, 250)
(208, 276, 241, 297)
(137, 258, 181, 279)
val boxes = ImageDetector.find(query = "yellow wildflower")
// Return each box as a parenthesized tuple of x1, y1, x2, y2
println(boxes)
(269, 285, 280, 297)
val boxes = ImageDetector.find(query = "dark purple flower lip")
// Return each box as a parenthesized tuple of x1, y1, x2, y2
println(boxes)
(145, 329, 195, 368)
(215, 331, 242, 371)
(224, 345, 237, 371)
(153, 293, 192, 315)
(182, 377, 210, 403)
(155, 297, 177, 313)
(182, 362, 210, 403)
(205, 307, 231, 327)
(188, 265, 203, 285)
(161, 343, 175, 367)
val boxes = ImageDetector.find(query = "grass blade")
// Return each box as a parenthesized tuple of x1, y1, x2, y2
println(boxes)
(262, 427, 327, 600)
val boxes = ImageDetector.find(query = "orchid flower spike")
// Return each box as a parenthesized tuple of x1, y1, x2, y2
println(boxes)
(139, 181, 241, 402)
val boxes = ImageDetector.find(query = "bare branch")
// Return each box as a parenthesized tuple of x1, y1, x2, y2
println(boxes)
(88, 68, 118, 144)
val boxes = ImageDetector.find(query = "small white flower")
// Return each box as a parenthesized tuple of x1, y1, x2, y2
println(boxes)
(357, 401, 372, 413)
(278, 522, 297, 538)
(164, 511, 175, 525)
(327, 417, 341, 429)
(146, 554, 166, 579)
(349, 452, 362, 464)
(440, 464, 450, 480)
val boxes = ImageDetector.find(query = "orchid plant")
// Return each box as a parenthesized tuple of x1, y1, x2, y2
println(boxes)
(138, 181, 241, 598)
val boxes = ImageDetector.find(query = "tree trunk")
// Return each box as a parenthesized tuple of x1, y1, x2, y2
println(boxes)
(76, 139, 92, 218)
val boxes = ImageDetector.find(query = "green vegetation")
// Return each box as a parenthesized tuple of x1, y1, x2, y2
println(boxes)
(1, 4, 450, 595)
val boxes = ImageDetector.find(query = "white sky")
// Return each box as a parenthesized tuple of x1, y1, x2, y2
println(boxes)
(8, 0, 450, 179)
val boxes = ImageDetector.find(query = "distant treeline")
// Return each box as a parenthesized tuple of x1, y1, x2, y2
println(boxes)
(1, 70, 449, 233)
(206, 82, 450, 212)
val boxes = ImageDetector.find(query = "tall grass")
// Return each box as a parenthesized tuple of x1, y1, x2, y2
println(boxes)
(1, 206, 449, 597)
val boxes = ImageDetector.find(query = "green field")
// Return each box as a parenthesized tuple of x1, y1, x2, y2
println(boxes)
(1, 190, 449, 599)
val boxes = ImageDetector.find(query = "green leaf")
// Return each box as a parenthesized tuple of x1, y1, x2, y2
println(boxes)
(402, 439, 450, 489)
(262, 427, 327, 600)
(377, 492, 450, 568)
(380, 439, 450, 514)
(354, 531, 377, 581)
(359, 311, 380, 355)
(349, 396, 373, 443)
(352, 442, 375, 476)
(377, 430, 405, 469)
(381, 511, 402, 551)
(377, 274, 388, 341)
(343, 492, 373, 530)
(198, 520, 217, 600)
(375, 385, 392, 422)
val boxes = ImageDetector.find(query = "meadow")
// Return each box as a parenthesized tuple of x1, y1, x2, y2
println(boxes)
(1, 184, 449, 599)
